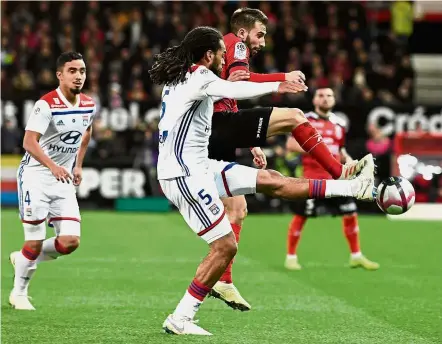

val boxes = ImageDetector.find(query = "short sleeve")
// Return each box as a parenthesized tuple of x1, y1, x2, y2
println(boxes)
(225, 41, 250, 76)
(25, 100, 52, 135)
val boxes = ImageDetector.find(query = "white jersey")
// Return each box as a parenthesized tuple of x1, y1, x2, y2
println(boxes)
(157, 65, 280, 179)
(19, 88, 96, 174)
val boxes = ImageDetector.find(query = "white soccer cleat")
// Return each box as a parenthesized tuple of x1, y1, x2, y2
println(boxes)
(9, 293, 35, 310)
(209, 281, 251, 311)
(162, 314, 212, 336)
(9, 251, 36, 310)
(340, 153, 375, 180)
(285, 256, 302, 271)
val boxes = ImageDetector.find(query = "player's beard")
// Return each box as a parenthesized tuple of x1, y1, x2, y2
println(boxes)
(246, 36, 260, 56)
(209, 60, 222, 77)
(70, 87, 82, 95)
(318, 106, 332, 115)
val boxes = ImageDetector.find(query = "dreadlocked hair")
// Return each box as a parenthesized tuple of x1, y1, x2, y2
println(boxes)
(149, 26, 223, 86)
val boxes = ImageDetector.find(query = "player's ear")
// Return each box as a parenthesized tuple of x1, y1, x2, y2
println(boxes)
(237, 28, 247, 41)
(56, 70, 62, 81)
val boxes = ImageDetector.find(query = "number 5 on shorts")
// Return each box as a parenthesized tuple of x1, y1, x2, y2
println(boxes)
(24, 191, 31, 205)
(198, 189, 212, 205)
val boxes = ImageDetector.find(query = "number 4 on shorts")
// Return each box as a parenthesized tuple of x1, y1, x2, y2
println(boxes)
(24, 191, 31, 205)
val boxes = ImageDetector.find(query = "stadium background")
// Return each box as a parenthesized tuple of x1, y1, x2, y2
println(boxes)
(1, 1, 441, 214)
(2, 2, 442, 343)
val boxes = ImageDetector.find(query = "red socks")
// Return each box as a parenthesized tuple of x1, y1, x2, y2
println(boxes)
(309, 180, 326, 199)
(292, 122, 343, 179)
(219, 223, 242, 284)
(54, 238, 74, 255)
(21, 245, 39, 261)
(287, 215, 307, 255)
(188, 278, 211, 301)
(343, 214, 361, 253)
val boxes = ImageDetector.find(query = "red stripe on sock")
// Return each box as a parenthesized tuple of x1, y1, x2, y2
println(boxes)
(54, 239, 72, 255)
(22, 246, 39, 260)
(187, 278, 211, 301)
(292, 122, 343, 179)
(309, 180, 326, 199)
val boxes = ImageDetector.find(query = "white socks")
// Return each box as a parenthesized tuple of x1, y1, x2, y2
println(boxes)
(325, 180, 354, 198)
(173, 291, 202, 321)
(12, 252, 37, 295)
(36, 237, 61, 263)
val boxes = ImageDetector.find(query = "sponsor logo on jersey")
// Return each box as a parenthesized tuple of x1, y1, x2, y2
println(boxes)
(209, 204, 220, 215)
(234, 42, 247, 59)
(50, 104, 68, 108)
(82, 115, 89, 126)
(56, 120, 64, 126)
(199, 69, 208, 75)
(60, 131, 82, 144)
(34, 107, 40, 114)
(81, 100, 94, 106)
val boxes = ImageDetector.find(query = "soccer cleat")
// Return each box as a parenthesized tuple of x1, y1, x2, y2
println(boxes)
(285, 256, 302, 270)
(350, 156, 376, 201)
(162, 315, 212, 336)
(209, 282, 251, 311)
(349, 255, 380, 271)
(339, 153, 375, 180)
(9, 293, 35, 310)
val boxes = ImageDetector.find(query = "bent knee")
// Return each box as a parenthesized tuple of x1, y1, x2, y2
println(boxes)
(225, 197, 248, 223)
(212, 234, 238, 259)
(281, 108, 306, 128)
(57, 235, 80, 253)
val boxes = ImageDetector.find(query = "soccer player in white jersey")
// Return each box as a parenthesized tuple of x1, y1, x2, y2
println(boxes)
(9, 52, 96, 311)
(149, 27, 376, 336)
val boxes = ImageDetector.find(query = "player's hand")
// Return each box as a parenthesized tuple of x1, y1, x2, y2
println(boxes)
(277, 81, 308, 94)
(251, 147, 267, 169)
(72, 167, 83, 186)
(50, 165, 73, 183)
(228, 70, 250, 82)
(285, 71, 306, 83)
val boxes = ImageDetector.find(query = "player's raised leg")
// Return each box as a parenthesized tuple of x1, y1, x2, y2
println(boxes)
(266, 107, 369, 180)
(343, 214, 380, 270)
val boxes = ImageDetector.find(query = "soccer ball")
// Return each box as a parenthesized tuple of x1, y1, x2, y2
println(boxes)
(376, 176, 416, 215)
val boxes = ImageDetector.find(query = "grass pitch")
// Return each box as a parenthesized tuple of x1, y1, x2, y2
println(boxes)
(2, 210, 441, 343)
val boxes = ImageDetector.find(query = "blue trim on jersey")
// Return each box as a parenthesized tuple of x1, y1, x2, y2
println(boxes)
(222, 162, 238, 172)
(17, 153, 31, 219)
(174, 101, 202, 176)
(176, 177, 212, 228)
(51, 109, 94, 116)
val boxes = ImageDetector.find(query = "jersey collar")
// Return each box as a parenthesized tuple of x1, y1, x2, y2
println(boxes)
(189, 64, 204, 73)
(56, 87, 80, 108)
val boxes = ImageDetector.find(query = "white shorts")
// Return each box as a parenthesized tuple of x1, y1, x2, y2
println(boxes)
(159, 160, 258, 243)
(17, 168, 81, 240)
(208, 160, 258, 198)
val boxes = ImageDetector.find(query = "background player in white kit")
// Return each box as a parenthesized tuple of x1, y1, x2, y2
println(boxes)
(9, 52, 95, 310)
(149, 26, 376, 336)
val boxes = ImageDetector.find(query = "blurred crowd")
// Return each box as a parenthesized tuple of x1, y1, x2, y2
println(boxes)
(2, 1, 414, 106)
(1, 1, 414, 169)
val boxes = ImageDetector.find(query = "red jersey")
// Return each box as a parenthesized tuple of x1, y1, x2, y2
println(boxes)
(214, 33, 285, 113)
(302, 112, 346, 179)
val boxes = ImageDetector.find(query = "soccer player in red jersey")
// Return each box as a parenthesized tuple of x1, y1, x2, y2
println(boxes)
(208, 8, 375, 311)
(285, 88, 380, 271)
